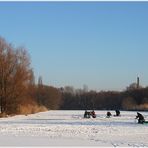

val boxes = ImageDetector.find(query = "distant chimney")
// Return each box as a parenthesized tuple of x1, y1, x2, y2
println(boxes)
(137, 77, 139, 89)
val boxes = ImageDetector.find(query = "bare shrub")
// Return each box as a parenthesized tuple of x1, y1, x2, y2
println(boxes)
(19, 102, 47, 115)
(122, 97, 137, 110)
(136, 103, 148, 110)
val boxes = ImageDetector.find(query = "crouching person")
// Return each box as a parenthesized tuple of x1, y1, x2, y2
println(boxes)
(91, 110, 96, 118)
(84, 110, 90, 118)
(136, 112, 145, 124)
(115, 110, 120, 116)
(106, 111, 112, 118)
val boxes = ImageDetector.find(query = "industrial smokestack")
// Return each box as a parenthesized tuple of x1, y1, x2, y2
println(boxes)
(137, 76, 139, 89)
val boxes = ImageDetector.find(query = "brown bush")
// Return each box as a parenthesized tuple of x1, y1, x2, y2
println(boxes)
(122, 97, 137, 110)
(19, 104, 47, 115)
(135, 103, 148, 110)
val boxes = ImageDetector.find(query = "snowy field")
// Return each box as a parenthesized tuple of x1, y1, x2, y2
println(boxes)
(0, 110, 148, 147)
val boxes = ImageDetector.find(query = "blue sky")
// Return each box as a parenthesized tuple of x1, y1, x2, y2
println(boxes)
(0, 2, 148, 91)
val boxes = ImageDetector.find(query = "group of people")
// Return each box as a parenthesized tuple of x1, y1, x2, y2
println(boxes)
(84, 110, 147, 124)
(106, 110, 120, 118)
(107, 111, 147, 124)
(84, 110, 96, 118)
(84, 110, 120, 119)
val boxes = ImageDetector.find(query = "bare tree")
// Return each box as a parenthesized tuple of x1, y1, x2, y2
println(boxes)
(36, 85, 62, 110)
(38, 76, 43, 87)
(0, 37, 33, 114)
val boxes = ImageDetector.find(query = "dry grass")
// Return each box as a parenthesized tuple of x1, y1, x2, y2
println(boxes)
(0, 112, 8, 118)
(19, 104, 48, 115)
(0, 104, 48, 118)
(135, 103, 148, 110)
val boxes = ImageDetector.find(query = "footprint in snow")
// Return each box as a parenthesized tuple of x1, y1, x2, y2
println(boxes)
(112, 143, 119, 147)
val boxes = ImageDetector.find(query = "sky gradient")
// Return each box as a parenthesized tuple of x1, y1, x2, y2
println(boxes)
(0, 2, 148, 91)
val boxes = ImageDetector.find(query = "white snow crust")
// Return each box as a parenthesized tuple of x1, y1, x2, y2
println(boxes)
(0, 110, 148, 147)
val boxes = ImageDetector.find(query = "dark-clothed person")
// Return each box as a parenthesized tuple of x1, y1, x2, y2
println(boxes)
(115, 110, 120, 116)
(106, 112, 112, 118)
(136, 112, 145, 124)
(84, 110, 91, 118)
(91, 110, 96, 118)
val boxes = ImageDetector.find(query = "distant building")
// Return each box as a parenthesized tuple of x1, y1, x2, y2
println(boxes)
(127, 77, 142, 90)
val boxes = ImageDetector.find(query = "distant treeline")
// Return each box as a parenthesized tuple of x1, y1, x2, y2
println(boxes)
(60, 87, 148, 111)
(0, 37, 148, 116)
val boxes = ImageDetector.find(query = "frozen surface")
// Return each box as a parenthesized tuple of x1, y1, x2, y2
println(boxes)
(0, 110, 148, 147)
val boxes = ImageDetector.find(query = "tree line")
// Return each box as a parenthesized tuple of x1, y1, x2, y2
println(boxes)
(60, 85, 148, 111)
(0, 36, 148, 116)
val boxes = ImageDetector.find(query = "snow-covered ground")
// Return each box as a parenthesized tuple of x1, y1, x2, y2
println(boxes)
(0, 110, 148, 147)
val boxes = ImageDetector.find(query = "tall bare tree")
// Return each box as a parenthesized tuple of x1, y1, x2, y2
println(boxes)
(0, 37, 33, 114)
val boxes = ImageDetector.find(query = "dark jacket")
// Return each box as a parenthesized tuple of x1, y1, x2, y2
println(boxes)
(115, 110, 120, 116)
(136, 112, 145, 124)
(107, 112, 112, 118)
(91, 110, 96, 118)
(84, 110, 91, 118)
